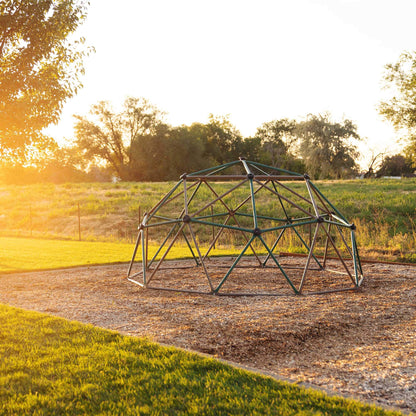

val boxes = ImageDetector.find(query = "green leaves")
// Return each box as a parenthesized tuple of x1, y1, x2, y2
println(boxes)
(0, 0, 91, 155)
(295, 114, 361, 179)
(379, 51, 416, 167)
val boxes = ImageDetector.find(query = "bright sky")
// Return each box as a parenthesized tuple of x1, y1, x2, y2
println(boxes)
(46, 0, 416, 167)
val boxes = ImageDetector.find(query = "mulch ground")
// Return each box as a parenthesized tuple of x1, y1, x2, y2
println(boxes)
(0, 257, 415, 414)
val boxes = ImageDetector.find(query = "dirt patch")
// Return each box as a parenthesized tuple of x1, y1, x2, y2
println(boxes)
(0, 258, 415, 413)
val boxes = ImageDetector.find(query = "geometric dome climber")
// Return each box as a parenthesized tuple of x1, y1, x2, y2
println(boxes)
(127, 158, 364, 296)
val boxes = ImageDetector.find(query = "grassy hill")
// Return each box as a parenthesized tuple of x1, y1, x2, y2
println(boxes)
(0, 178, 414, 262)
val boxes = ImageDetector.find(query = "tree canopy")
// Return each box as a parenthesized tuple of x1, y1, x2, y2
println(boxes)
(70, 98, 363, 182)
(74, 98, 165, 180)
(0, 0, 90, 157)
(0, 84, 367, 183)
(253, 118, 299, 170)
(379, 51, 416, 166)
(295, 114, 361, 179)
(376, 154, 414, 177)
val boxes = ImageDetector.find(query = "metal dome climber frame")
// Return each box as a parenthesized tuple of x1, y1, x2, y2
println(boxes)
(127, 158, 364, 296)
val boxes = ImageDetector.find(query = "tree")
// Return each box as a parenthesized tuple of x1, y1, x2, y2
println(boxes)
(376, 154, 414, 177)
(363, 151, 385, 178)
(74, 97, 165, 180)
(0, 0, 91, 156)
(379, 51, 416, 166)
(295, 114, 361, 179)
(253, 118, 299, 169)
(128, 123, 209, 181)
(0, 145, 90, 184)
(167, 124, 209, 177)
(203, 114, 243, 164)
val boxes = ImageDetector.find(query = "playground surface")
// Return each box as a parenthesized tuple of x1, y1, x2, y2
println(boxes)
(0, 258, 415, 413)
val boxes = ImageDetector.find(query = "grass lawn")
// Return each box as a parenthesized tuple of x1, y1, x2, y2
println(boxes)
(0, 237, 135, 273)
(0, 236, 242, 273)
(0, 304, 403, 416)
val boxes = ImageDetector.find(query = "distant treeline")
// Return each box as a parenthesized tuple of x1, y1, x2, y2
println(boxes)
(1, 98, 414, 184)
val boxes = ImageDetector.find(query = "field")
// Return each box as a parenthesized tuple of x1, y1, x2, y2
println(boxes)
(0, 178, 415, 262)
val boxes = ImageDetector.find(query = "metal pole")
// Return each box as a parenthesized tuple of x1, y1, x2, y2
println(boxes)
(298, 223, 321, 293)
(253, 179, 313, 218)
(320, 223, 356, 285)
(263, 228, 286, 266)
(214, 235, 255, 293)
(203, 215, 232, 260)
(211, 205, 215, 249)
(308, 207, 312, 247)
(249, 179, 258, 229)
(141, 227, 147, 285)
(187, 224, 214, 292)
(258, 235, 298, 294)
(127, 229, 142, 278)
(146, 223, 186, 286)
(305, 178, 320, 217)
(203, 181, 262, 264)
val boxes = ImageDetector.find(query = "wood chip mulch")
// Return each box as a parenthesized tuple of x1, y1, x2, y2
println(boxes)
(0, 257, 415, 414)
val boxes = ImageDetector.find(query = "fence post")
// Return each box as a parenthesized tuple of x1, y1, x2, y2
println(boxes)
(78, 203, 81, 241)
(29, 205, 33, 238)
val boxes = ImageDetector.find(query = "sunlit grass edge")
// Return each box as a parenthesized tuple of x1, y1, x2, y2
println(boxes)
(0, 303, 402, 416)
(0, 236, 242, 274)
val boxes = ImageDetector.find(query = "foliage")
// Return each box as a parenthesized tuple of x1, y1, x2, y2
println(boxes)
(129, 123, 209, 181)
(0, 144, 109, 184)
(379, 51, 416, 167)
(376, 154, 414, 177)
(295, 114, 361, 179)
(74, 100, 248, 180)
(0, 0, 91, 156)
(253, 118, 300, 169)
(72, 99, 364, 181)
(379, 51, 416, 132)
(74, 97, 165, 180)
(0, 304, 402, 415)
(202, 114, 243, 164)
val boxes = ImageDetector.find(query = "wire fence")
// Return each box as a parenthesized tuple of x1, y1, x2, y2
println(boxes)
(7, 204, 145, 244)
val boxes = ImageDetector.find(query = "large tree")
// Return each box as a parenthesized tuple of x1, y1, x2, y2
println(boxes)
(295, 114, 361, 179)
(74, 97, 166, 180)
(128, 124, 208, 181)
(202, 114, 243, 165)
(0, 0, 90, 156)
(379, 51, 416, 166)
(253, 118, 299, 169)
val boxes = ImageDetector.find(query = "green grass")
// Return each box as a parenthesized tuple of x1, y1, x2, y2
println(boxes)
(0, 179, 415, 262)
(0, 237, 135, 273)
(0, 304, 403, 415)
(0, 237, 241, 273)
